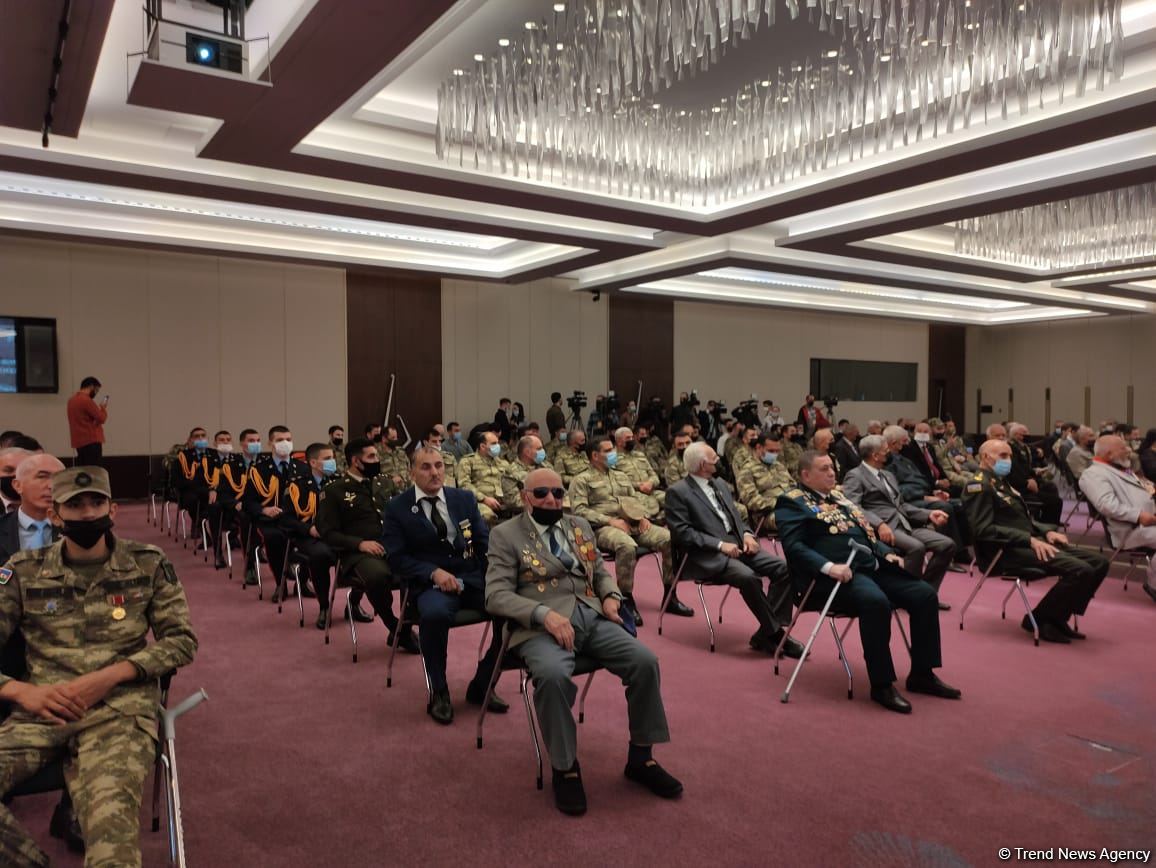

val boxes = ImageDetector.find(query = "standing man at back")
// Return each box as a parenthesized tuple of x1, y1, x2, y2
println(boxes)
(66, 377, 108, 467)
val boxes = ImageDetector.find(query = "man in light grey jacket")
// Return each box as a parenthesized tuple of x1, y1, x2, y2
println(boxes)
(843, 435, 957, 608)
(1080, 435, 1156, 602)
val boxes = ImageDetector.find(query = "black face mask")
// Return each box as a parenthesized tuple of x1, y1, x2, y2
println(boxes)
(60, 515, 114, 550)
(637, 436, 648, 444)
(624, 441, 636, 452)
(531, 506, 563, 526)
(676, 448, 686, 459)
(387, 439, 401, 448)
(0, 476, 17, 501)
(332, 438, 344, 448)
(359, 460, 381, 479)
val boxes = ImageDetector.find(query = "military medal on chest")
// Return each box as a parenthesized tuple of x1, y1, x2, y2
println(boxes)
(109, 593, 127, 620)
(459, 520, 475, 557)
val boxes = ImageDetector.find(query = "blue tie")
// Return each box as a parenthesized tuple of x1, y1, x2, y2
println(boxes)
(36, 521, 52, 548)
(549, 526, 576, 571)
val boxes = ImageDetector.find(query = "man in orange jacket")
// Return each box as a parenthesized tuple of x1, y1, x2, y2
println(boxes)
(66, 376, 108, 466)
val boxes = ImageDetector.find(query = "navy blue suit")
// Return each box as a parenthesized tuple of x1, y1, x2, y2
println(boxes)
(382, 486, 500, 692)
(775, 486, 942, 687)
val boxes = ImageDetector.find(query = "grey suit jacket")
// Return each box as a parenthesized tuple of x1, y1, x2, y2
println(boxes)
(485, 512, 619, 647)
(1067, 446, 1093, 480)
(841, 464, 931, 532)
(1078, 461, 1156, 549)
(665, 476, 751, 574)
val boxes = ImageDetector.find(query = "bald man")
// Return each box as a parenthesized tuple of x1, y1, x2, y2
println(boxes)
(964, 439, 1108, 643)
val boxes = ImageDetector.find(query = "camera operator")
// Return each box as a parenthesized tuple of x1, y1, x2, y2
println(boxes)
(670, 392, 697, 431)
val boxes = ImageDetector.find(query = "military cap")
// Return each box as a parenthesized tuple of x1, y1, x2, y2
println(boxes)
(53, 465, 112, 502)
(928, 417, 944, 428)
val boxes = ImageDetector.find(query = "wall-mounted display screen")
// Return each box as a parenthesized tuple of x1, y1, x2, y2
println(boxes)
(0, 317, 58, 394)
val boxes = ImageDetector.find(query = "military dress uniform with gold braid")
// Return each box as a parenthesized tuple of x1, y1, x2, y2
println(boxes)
(963, 468, 1107, 628)
(242, 453, 313, 581)
(0, 470, 197, 868)
(774, 484, 943, 688)
(279, 472, 337, 610)
(568, 465, 672, 595)
(205, 449, 249, 564)
(315, 471, 403, 631)
(617, 447, 665, 509)
(173, 446, 212, 523)
(556, 445, 591, 487)
(485, 512, 669, 772)
(457, 451, 508, 526)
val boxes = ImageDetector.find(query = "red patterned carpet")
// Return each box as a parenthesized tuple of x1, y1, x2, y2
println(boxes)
(12, 503, 1154, 867)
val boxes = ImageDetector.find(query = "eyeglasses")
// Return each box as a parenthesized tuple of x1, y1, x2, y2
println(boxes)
(530, 487, 566, 499)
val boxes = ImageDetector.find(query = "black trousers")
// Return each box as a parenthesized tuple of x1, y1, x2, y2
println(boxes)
(798, 568, 941, 687)
(342, 555, 399, 630)
(1001, 545, 1108, 623)
(205, 500, 240, 559)
(75, 443, 102, 467)
(708, 542, 792, 637)
(292, 535, 335, 608)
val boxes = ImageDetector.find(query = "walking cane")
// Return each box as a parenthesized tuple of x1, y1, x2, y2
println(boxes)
(162, 688, 209, 868)
(781, 539, 875, 703)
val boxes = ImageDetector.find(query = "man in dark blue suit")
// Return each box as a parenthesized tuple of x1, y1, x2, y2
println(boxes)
(774, 450, 961, 714)
(382, 446, 505, 725)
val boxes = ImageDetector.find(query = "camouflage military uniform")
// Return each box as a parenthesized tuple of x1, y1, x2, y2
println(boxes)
(457, 451, 507, 525)
(664, 451, 688, 488)
(736, 458, 795, 532)
(730, 444, 756, 477)
(556, 446, 591, 487)
(643, 437, 668, 476)
(616, 448, 665, 509)
(440, 449, 458, 487)
(568, 466, 671, 594)
(0, 537, 197, 868)
(500, 458, 549, 511)
(376, 445, 411, 488)
(544, 437, 566, 465)
(781, 441, 803, 478)
(328, 441, 348, 475)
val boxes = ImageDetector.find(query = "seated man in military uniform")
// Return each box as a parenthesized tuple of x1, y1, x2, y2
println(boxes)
(568, 438, 690, 626)
(501, 434, 550, 513)
(736, 433, 793, 533)
(664, 431, 692, 489)
(0, 466, 197, 867)
(173, 426, 212, 531)
(456, 430, 507, 526)
(486, 468, 682, 816)
(638, 424, 667, 477)
(775, 451, 961, 714)
(424, 426, 457, 487)
(205, 429, 246, 569)
(556, 429, 589, 487)
(241, 426, 312, 588)
(613, 426, 664, 509)
(316, 438, 416, 649)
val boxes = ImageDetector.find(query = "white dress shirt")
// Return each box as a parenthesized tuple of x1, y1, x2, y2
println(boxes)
(415, 486, 456, 543)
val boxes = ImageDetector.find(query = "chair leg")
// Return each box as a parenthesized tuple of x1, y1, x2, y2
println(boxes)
(717, 585, 731, 624)
(774, 583, 813, 677)
(695, 583, 715, 652)
(150, 748, 164, 832)
(959, 557, 1000, 630)
(1013, 580, 1039, 646)
(291, 564, 305, 628)
(999, 583, 1018, 620)
(200, 519, 210, 563)
(386, 587, 410, 687)
(657, 580, 678, 636)
(323, 566, 339, 645)
(346, 590, 358, 663)
(223, 531, 233, 579)
(578, 671, 596, 723)
(829, 617, 854, 700)
(476, 620, 491, 661)
(893, 610, 912, 655)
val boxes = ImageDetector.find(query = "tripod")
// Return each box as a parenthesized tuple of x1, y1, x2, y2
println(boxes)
(566, 409, 584, 432)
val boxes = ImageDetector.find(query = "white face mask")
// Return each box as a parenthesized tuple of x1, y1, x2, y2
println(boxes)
(273, 440, 293, 458)
(216, 443, 233, 454)
(914, 433, 931, 444)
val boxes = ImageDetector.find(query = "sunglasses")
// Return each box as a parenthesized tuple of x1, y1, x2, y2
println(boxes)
(529, 487, 566, 500)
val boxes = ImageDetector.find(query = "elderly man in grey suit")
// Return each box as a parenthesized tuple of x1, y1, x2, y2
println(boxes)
(843, 435, 957, 609)
(665, 442, 804, 658)
(1080, 435, 1156, 603)
(485, 467, 683, 816)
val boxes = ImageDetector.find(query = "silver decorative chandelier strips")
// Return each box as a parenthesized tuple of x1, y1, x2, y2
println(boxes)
(435, 0, 1126, 206)
(953, 183, 1156, 272)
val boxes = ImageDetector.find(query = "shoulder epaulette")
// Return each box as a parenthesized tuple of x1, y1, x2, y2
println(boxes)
(785, 488, 803, 499)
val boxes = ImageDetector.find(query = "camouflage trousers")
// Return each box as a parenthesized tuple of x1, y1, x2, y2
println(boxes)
(595, 524, 672, 594)
(0, 705, 156, 868)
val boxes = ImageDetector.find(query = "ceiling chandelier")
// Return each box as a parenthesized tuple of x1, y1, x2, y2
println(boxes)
(435, 0, 1126, 207)
(953, 182, 1156, 272)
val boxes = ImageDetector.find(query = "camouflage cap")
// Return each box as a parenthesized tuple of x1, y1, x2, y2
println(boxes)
(53, 465, 112, 502)
(928, 417, 945, 428)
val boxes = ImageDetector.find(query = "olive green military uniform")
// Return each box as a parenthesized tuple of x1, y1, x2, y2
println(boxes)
(929, 440, 971, 487)
(457, 451, 507, 525)
(616, 448, 665, 509)
(643, 437, 668, 476)
(500, 458, 553, 512)
(730, 443, 756, 477)
(736, 458, 795, 532)
(545, 436, 567, 465)
(556, 446, 591, 487)
(723, 435, 742, 464)
(440, 450, 458, 487)
(568, 466, 672, 594)
(781, 441, 803, 478)
(0, 489, 197, 867)
(664, 450, 688, 488)
(314, 471, 404, 629)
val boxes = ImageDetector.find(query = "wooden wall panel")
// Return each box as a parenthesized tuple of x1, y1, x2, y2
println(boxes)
(609, 294, 674, 416)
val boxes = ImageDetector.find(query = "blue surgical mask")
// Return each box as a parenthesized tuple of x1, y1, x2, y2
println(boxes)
(246, 441, 262, 455)
(993, 458, 1013, 478)
(321, 458, 337, 475)
(762, 452, 778, 466)
(606, 451, 619, 468)
(559, 432, 568, 443)
(488, 443, 502, 458)
(193, 439, 208, 450)
(452, 431, 462, 442)
(534, 448, 547, 465)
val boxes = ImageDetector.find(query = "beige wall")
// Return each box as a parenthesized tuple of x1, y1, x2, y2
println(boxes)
(0, 237, 347, 457)
(965, 315, 1156, 434)
(441, 278, 608, 429)
(672, 302, 929, 426)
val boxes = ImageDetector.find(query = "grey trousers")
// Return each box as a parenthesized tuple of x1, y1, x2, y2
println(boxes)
(892, 526, 956, 591)
(517, 603, 670, 772)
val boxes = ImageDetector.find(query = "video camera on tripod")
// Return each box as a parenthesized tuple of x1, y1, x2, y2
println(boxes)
(734, 398, 760, 428)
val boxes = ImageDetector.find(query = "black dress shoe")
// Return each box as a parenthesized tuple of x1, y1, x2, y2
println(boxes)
(49, 799, 84, 854)
(622, 595, 644, 627)
(754, 631, 803, 659)
(662, 592, 694, 618)
(1053, 620, 1086, 640)
(1022, 615, 1070, 643)
(297, 579, 316, 599)
(905, 672, 962, 699)
(315, 609, 329, 630)
(389, 628, 420, 655)
(214, 557, 227, 570)
(466, 683, 509, 713)
(428, 689, 454, 725)
(345, 600, 374, 623)
(624, 760, 683, 799)
(869, 685, 913, 714)
(552, 764, 587, 816)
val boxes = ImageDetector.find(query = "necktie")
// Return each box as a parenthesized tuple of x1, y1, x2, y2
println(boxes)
(423, 496, 449, 542)
(704, 482, 733, 533)
(922, 446, 941, 479)
(36, 521, 52, 547)
(549, 526, 576, 570)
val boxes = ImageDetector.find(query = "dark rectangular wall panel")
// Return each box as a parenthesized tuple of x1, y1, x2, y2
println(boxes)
(346, 271, 441, 443)
(608, 294, 674, 417)
(927, 324, 966, 424)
